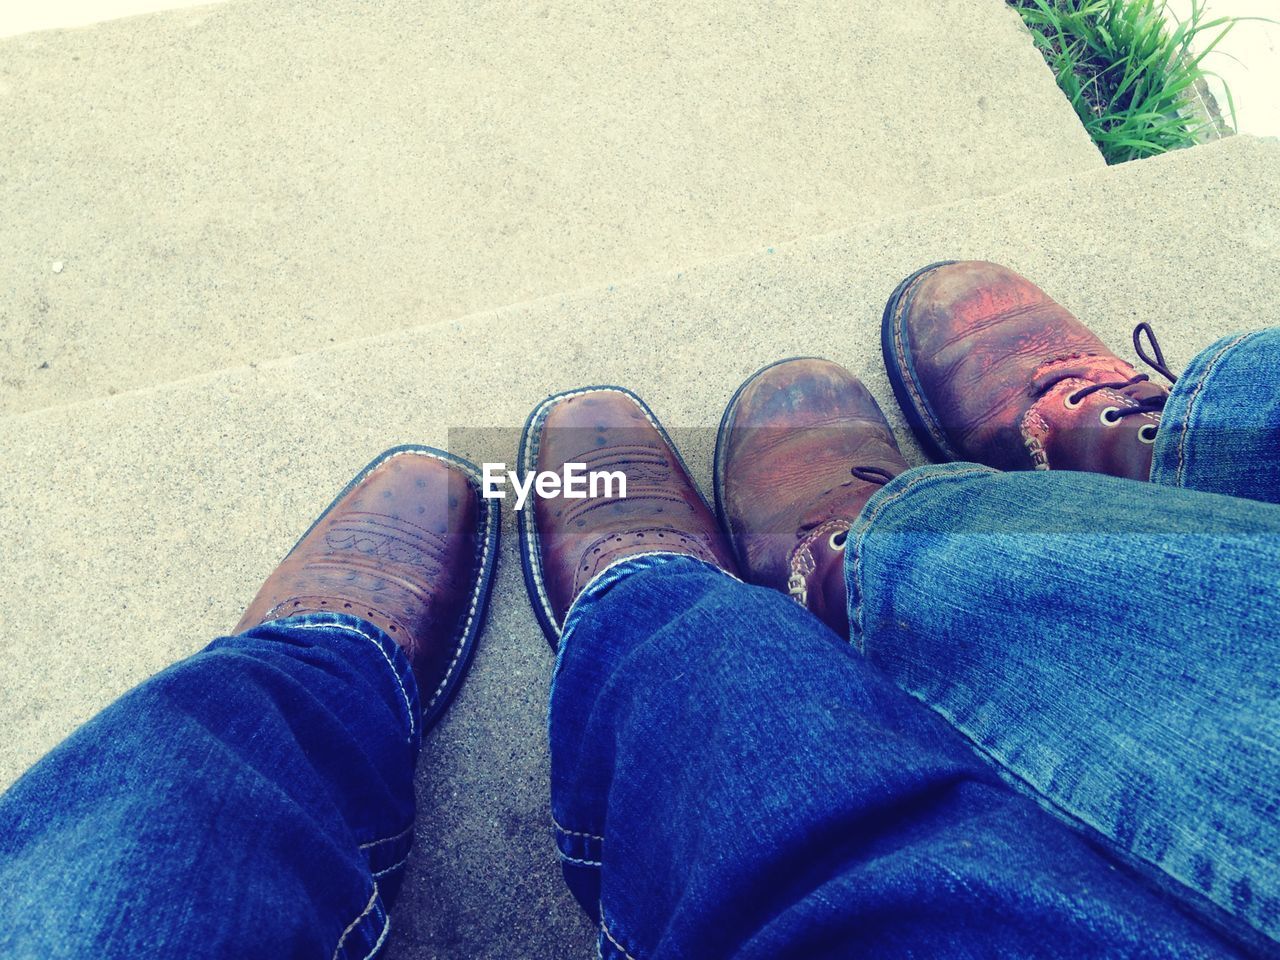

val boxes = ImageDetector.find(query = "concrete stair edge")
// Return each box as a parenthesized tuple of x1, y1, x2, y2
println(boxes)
(1, 0, 1105, 417)
(2, 134, 1267, 429)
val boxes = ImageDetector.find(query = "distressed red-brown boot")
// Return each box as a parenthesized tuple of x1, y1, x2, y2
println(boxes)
(519, 387, 739, 648)
(881, 261, 1175, 479)
(714, 358, 908, 635)
(237, 445, 500, 730)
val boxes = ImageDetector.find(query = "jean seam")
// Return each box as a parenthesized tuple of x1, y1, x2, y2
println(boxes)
(848, 465, 995, 652)
(359, 820, 414, 883)
(553, 814, 605, 842)
(553, 814, 605, 871)
(371, 853, 411, 879)
(1173, 332, 1258, 487)
(330, 884, 389, 960)
(358, 917, 391, 960)
(358, 821, 414, 851)
(560, 852, 604, 867)
(284, 619, 417, 742)
(562, 552, 743, 637)
(600, 914, 639, 960)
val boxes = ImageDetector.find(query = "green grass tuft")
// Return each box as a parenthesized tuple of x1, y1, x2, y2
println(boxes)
(1008, 0, 1255, 164)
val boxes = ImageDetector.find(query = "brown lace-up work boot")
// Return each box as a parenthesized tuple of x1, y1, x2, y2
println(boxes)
(519, 387, 739, 648)
(881, 261, 1176, 480)
(237, 445, 499, 730)
(714, 358, 908, 635)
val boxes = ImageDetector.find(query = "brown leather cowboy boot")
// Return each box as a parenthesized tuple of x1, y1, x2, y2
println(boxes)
(881, 260, 1176, 480)
(237, 445, 499, 729)
(714, 358, 908, 635)
(519, 386, 739, 648)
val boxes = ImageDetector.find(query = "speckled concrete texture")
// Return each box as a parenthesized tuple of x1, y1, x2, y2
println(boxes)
(0, 0, 1102, 415)
(0, 135, 1276, 958)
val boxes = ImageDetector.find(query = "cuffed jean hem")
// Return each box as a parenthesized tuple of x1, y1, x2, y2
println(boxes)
(225, 612, 423, 893)
(0, 610, 422, 960)
(1150, 329, 1280, 502)
(844, 462, 998, 653)
(227, 614, 420, 959)
(234, 612, 422, 749)
(557, 552, 743, 682)
(551, 552, 745, 919)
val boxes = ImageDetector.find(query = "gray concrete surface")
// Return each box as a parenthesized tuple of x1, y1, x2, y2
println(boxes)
(1, 135, 1277, 958)
(0, 0, 1103, 415)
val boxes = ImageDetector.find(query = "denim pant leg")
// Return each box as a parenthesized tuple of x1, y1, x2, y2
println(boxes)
(846, 461, 1280, 954)
(550, 554, 1239, 960)
(1151, 328, 1280, 503)
(0, 613, 421, 959)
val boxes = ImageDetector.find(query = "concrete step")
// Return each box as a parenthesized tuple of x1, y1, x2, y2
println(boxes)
(3, 135, 1276, 958)
(0, 0, 1102, 416)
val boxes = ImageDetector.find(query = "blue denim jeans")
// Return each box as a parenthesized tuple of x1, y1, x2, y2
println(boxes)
(2, 332, 1278, 958)
(0, 613, 421, 958)
(552, 330, 1280, 958)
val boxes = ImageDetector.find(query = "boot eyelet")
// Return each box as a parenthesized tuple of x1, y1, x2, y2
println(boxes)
(1138, 423, 1158, 444)
(828, 530, 848, 552)
(1100, 407, 1121, 426)
(1063, 392, 1084, 410)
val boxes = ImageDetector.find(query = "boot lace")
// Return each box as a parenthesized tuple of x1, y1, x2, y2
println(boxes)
(793, 465, 898, 541)
(850, 466, 897, 485)
(1064, 322, 1179, 421)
